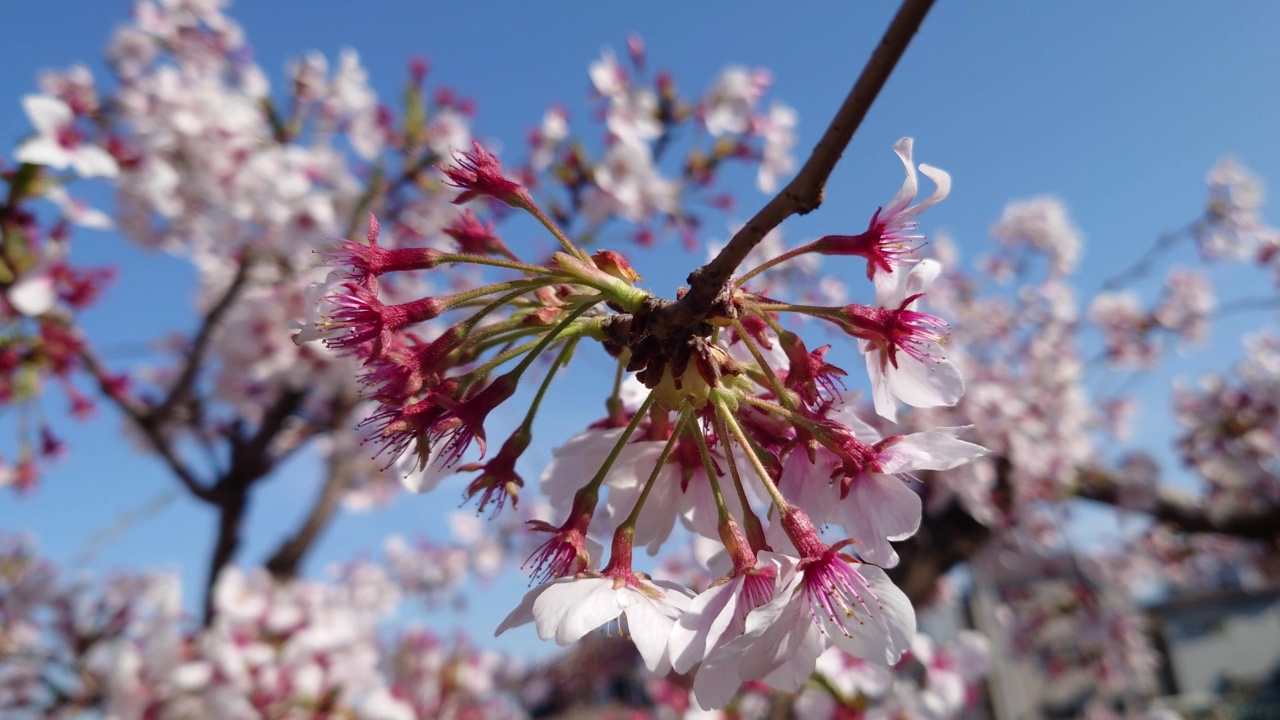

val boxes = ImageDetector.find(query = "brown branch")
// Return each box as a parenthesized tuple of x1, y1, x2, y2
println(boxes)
(202, 478, 250, 624)
(1076, 467, 1280, 542)
(890, 498, 995, 606)
(150, 257, 252, 423)
(264, 449, 355, 579)
(199, 388, 309, 624)
(645, 0, 938, 341)
(891, 459, 1280, 607)
(79, 345, 216, 503)
(75, 258, 251, 504)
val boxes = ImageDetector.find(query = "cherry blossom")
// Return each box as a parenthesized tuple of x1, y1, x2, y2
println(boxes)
(496, 574, 692, 673)
(847, 259, 965, 421)
(15, 95, 118, 178)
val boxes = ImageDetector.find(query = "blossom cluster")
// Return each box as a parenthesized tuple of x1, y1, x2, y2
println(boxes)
(306, 132, 985, 708)
(0, 532, 527, 720)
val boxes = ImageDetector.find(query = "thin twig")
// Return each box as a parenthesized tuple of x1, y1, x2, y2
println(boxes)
(150, 257, 253, 423)
(1098, 224, 1194, 292)
(79, 345, 215, 503)
(263, 395, 358, 578)
(1076, 467, 1280, 541)
(1215, 294, 1280, 317)
(264, 448, 355, 578)
(650, 0, 938, 339)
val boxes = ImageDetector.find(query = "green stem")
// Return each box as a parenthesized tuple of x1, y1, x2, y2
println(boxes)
(517, 339, 579, 434)
(710, 408, 771, 549)
(730, 318, 794, 409)
(604, 355, 626, 421)
(441, 277, 561, 311)
(748, 300, 843, 317)
(437, 253, 557, 276)
(734, 241, 820, 287)
(617, 410, 691, 531)
(738, 393, 825, 437)
(750, 306, 790, 338)
(459, 325, 547, 359)
(461, 298, 601, 387)
(462, 337, 543, 380)
(582, 393, 656, 496)
(509, 301, 599, 379)
(523, 202, 592, 263)
(715, 398, 788, 511)
(688, 416, 731, 523)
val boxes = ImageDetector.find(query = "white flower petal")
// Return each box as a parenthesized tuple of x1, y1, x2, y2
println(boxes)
(878, 427, 987, 474)
(71, 145, 120, 179)
(22, 95, 72, 135)
(625, 594, 679, 672)
(15, 137, 70, 169)
(8, 274, 56, 316)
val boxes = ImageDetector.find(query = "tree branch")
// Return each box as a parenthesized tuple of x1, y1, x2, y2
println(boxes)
(202, 478, 250, 624)
(647, 0, 938, 340)
(891, 459, 1280, 608)
(263, 449, 355, 579)
(1076, 467, 1280, 542)
(150, 257, 252, 424)
(79, 346, 216, 503)
(890, 498, 995, 606)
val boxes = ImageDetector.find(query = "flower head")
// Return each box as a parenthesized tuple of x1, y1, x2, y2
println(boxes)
(324, 214, 443, 283)
(442, 209, 515, 259)
(841, 260, 964, 421)
(496, 572, 690, 673)
(16, 95, 118, 178)
(813, 137, 949, 286)
(442, 141, 533, 208)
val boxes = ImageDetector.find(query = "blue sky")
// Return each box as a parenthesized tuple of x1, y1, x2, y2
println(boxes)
(3, 1, 1279, 654)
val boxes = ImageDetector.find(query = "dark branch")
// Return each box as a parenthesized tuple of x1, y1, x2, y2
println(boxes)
(149, 257, 252, 423)
(1077, 467, 1280, 542)
(644, 0, 938, 341)
(890, 458, 1012, 606)
(264, 395, 358, 578)
(202, 478, 250, 624)
(79, 345, 216, 503)
(890, 498, 995, 606)
(264, 449, 355, 578)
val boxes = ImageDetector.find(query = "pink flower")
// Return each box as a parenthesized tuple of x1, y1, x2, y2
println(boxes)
(757, 103, 797, 193)
(701, 66, 770, 137)
(325, 215, 443, 283)
(362, 374, 516, 473)
(495, 573, 690, 673)
(442, 209, 515, 259)
(844, 259, 964, 421)
(691, 510, 914, 710)
(16, 95, 118, 178)
(442, 141, 533, 208)
(668, 557, 781, 675)
(790, 412, 986, 567)
(813, 137, 949, 286)
(322, 283, 445, 356)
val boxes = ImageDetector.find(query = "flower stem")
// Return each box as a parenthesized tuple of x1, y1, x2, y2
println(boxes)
(439, 277, 564, 311)
(516, 338, 578, 435)
(734, 241, 819, 287)
(582, 393, 656, 497)
(688, 416, 731, 523)
(522, 202, 592, 263)
(508, 300, 599, 379)
(730, 317, 795, 410)
(714, 399, 788, 511)
(617, 409, 691, 531)
(437, 252, 557, 276)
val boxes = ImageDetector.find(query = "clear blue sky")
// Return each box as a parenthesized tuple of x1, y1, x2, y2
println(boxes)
(3, 2, 1279, 653)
